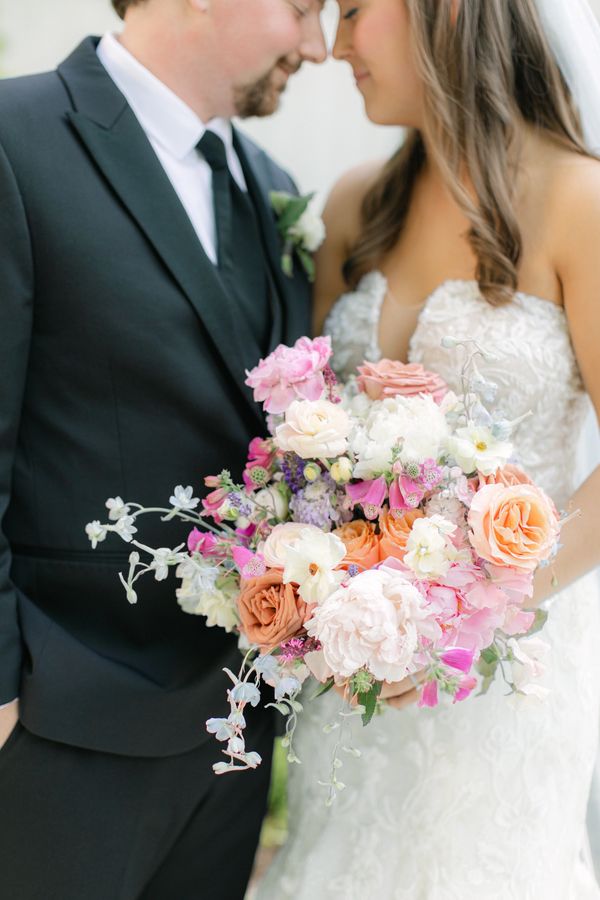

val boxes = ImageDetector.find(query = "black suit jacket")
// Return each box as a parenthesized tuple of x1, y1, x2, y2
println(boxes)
(0, 38, 310, 756)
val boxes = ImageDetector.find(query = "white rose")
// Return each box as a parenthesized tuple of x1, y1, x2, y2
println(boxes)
(254, 484, 289, 520)
(305, 566, 434, 682)
(276, 398, 351, 459)
(262, 522, 321, 568)
(289, 208, 326, 252)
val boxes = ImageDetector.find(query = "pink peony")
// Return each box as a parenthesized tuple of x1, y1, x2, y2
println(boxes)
(468, 483, 560, 573)
(357, 359, 448, 404)
(245, 336, 332, 414)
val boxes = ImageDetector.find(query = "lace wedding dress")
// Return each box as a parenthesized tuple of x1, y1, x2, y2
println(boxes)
(257, 273, 600, 900)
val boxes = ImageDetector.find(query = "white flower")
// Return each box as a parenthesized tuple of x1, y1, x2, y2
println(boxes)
(85, 520, 108, 549)
(105, 496, 131, 521)
(282, 527, 346, 605)
(176, 568, 239, 633)
(350, 395, 449, 480)
(262, 522, 314, 568)
(169, 485, 200, 510)
(113, 515, 138, 543)
(254, 485, 289, 520)
(150, 548, 175, 582)
(508, 636, 551, 700)
(330, 457, 353, 484)
(305, 566, 436, 682)
(447, 424, 513, 476)
(276, 398, 351, 460)
(404, 515, 457, 579)
(289, 207, 326, 252)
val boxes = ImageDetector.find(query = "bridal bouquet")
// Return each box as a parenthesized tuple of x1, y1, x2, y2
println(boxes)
(86, 335, 561, 786)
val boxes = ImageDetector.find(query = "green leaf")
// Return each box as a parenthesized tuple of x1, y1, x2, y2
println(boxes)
(480, 646, 499, 665)
(276, 193, 314, 232)
(358, 681, 382, 727)
(520, 607, 548, 638)
(297, 247, 315, 282)
(311, 677, 335, 700)
(269, 190, 292, 216)
(281, 251, 294, 278)
(477, 675, 495, 697)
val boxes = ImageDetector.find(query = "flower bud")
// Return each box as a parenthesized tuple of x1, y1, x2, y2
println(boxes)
(303, 462, 321, 483)
(330, 457, 353, 484)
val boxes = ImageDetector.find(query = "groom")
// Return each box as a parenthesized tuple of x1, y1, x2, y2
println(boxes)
(0, 0, 325, 897)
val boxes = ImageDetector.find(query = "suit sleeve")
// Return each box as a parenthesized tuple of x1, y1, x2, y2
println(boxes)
(0, 138, 34, 703)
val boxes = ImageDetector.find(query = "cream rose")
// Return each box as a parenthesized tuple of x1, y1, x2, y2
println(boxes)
(275, 398, 351, 459)
(262, 522, 321, 569)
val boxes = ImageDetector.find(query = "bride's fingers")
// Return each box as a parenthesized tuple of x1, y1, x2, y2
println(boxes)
(385, 687, 420, 710)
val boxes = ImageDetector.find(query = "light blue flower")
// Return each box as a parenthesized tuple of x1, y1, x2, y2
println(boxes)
(254, 654, 280, 682)
(275, 676, 301, 700)
(230, 682, 261, 707)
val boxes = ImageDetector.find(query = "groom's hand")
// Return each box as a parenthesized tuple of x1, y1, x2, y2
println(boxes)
(0, 699, 19, 749)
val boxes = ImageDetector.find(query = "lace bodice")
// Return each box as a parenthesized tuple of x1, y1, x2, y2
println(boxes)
(325, 272, 591, 509)
(257, 273, 600, 900)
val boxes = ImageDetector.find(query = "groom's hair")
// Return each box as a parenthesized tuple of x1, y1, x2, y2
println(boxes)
(112, 0, 143, 18)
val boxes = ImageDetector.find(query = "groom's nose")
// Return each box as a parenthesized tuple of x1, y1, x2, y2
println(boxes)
(298, 9, 328, 64)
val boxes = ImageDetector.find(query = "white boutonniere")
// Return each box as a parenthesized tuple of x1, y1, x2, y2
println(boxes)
(270, 190, 326, 282)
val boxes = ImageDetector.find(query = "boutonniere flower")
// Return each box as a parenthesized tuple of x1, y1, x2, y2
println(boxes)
(270, 190, 326, 282)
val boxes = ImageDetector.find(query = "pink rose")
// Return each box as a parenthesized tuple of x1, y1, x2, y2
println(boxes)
(468, 483, 560, 573)
(357, 360, 448, 404)
(245, 336, 333, 414)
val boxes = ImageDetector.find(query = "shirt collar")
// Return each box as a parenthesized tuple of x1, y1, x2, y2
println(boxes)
(96, 32, 235, 162)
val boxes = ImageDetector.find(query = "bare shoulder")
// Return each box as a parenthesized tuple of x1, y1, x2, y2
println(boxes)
(546, 149, 600, 245)
(313, 159, 384, 335)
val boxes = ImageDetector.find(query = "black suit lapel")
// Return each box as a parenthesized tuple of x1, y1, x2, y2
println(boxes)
(58, 39, 263, 425)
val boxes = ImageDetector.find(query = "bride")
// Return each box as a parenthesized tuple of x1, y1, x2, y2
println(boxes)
(257, 0, 600, 897)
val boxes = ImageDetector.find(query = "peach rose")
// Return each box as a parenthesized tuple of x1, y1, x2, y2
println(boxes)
(335, 520, 380, 572)
(238, 569, 308, 651)
(468, 483, 560, 572)
(357, 359, 448, 404)
(479, 464, 534, 488)
(378, 509, 425, 562)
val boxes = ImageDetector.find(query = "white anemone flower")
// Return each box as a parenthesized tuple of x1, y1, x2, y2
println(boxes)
(282, 527, 346, 605)
(169, 485, 200, 510)
(447, 424, 513, 476)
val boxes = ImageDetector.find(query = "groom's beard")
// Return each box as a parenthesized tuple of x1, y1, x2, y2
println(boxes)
(234, 58, 301, 117)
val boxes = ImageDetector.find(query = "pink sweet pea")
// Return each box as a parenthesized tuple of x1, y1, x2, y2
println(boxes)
(245, 336, 332, 414)
(454, 675, 478, 702)
(201, 487, 229, 522)
(440, 648, 475, 674)
(346, 476, 387, 520)
(418, 680, 439, 708)
(187, 528, 219, 556)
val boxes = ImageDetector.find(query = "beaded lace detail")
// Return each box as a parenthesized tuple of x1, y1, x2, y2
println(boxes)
(257, 274, 600, 900)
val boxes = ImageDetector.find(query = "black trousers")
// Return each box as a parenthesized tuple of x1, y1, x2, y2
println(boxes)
(0, 720, 274, 900)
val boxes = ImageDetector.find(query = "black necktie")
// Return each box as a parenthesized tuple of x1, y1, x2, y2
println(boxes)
(198, 130, 270, 353)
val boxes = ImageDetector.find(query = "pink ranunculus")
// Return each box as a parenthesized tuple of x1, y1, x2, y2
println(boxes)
(418, 680, 439, 708)
(357, 359, 448, 404)
(187, 528, 219, 556)
(468, 483, 560, 573)
(346, 476, 388, 520)
(454, 675, 478, 702)
(245, 336, 333, 414)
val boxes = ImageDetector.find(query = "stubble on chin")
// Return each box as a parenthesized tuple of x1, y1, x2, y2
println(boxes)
(233, 60, 300, 118)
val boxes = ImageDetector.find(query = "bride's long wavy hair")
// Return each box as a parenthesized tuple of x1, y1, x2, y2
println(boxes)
(344, 0, 593, 305)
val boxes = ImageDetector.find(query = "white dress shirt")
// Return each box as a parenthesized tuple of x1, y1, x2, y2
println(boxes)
(96, 32, 247, 264)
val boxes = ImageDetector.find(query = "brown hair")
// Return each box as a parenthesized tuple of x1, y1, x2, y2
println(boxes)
(344, 0, 593, 305)
(112, 0, 144, 19)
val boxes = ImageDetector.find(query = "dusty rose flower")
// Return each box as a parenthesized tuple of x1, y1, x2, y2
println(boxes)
(378, 508, 425, 562)
(335, 520, 381, 572)
(238, 569, 308, 651)
(357, 359, 448, 404)
(468, 483, 560, 573)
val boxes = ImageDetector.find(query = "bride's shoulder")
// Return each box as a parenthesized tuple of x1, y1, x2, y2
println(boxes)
(546, 149, 600, 263)
(313, 160, 384, 334)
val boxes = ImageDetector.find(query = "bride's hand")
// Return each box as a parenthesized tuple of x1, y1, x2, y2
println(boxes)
(333, 673, 424, 710)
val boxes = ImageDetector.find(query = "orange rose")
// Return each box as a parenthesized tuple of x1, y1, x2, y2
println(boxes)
(468, 483, 560, 572)
(378, 508, 425, 562)
(238, 569, 307, 651)
(335, 520, 380, 571)
(479, 464, 533, 488)
(357, 359, 448, 403)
